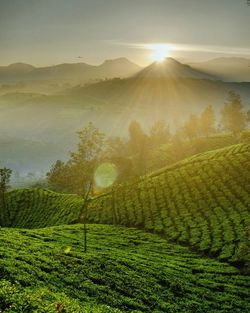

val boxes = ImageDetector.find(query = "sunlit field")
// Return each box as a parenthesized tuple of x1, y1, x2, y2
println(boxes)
(0, 1, 250, 312)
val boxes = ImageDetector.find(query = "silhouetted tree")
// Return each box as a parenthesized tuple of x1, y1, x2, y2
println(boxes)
(104, 137, 135, 182)
(47, 160, 70, 192)
(128, 120, 149, 176)
(199, 105, 215, 137)
(183, 114, 199, 140)
(170, 133, 187, 161)
(0, 167, 12, 225)
(149, 120, 171, 148)
(47, 122, 106, 195)
(246, 109, 250, 124)
(221, 91, 246, 135)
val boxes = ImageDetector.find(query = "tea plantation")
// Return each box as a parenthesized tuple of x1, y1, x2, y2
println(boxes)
(0, 224, 249, 312)
(2, 144, 250, 268)
(1, 189, 83, 228)
(87, 144, 250, 268)
(0, 143, 249, 312)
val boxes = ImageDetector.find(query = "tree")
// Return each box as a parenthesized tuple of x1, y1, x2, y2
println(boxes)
(149, 120, 171, 148)
(47, 123, 107, 252)
(67, 123, 106, 251)
(199, 105, 215, 137)
(47, 122, 106, 195)
(246, 109, 250, 124)
(221, 91, 246, 135)
(104, 137, 135, 183)
(47, 160, 71, 193)
(128, 120, 149, 176)
(70, 122, 106, 195)
(0, 168, 12, 226)
(183, 114, 199, 140)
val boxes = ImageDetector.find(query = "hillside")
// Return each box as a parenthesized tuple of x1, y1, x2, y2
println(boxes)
(2, 144, 250, 269)
(70, 59, 250, 111)
(0, 58, 141, 84)
(189, 58, 250, 82)
(0, 224, 249, 312)
(1, 189, 83, 228)
(135, 58, 215, 80)
(0, 58, 249, 177)
(87, 144, 250, 267)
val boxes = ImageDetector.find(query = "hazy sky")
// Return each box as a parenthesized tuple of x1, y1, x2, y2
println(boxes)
(0, 0, 250, 66)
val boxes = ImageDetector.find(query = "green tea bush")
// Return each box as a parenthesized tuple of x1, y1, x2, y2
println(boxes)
(0, 224, 249, 312)
(88, 144, 250, 268)
(1, 189, 83, 228)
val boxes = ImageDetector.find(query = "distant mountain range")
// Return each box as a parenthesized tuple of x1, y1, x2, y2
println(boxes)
(0, 57, 249, 175)
(0, 58, 141, 84)
(189, 57, 250, 82)
(1, 56, 250, 85)
(69, 57, 250, 112)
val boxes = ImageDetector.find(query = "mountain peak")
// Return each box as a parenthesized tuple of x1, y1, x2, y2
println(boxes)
(99, 58, 141, 77)
(7, 63, 35, 71)
(136, 57, 214, 80)
(101, 57, 138, 66)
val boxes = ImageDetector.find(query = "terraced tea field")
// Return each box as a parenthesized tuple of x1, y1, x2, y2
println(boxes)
(1, 188, 83, 228)
(0, 224, 249, 312)
(0, 143, 249, 311)
(2, 144, 250, 271)
(87, 144, 250, 268)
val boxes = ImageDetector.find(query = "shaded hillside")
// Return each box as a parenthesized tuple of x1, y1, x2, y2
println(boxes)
(0, 224, 249, 312)
(0, 58, 141, 84)
(70, 59, 250, 113)
(87, 144, 250, 267)
(2, 144, 250, 269)
(189, 58, 250, 82)
(1, 189, 83, 228)
(135, 58, 215, 80)
(0, 63, 35, 82)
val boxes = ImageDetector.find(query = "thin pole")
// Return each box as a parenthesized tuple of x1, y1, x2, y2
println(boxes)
(84, 223, 87, 253)
(82, 181, 93, 253)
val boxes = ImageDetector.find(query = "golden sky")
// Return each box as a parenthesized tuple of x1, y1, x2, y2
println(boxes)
(0, 0, 249, 66)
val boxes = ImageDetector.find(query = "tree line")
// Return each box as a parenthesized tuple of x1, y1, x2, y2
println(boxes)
(46, 91, 249, 196)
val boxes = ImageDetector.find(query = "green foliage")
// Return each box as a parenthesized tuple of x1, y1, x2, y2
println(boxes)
(0, 280, 121, 313)
(0, 224, 249, 312)
(0, 167, 12, 226)
(148, 133, 239, 171)
(0, 168, 12, 194)
(2, 188, 83, 228)
(88, 144, 250, 269)
(3, 144, 249, 270)
(128, 120, 150, 176)
(183, 114, 200, 139)
(149, 120, 171, 148)
(47, 122, 106, 195)
(199, 105, 215, 137)
(221, 91, 247, 135)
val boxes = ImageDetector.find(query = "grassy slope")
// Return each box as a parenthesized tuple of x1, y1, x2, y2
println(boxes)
(2, 188, 83, 228)
(2, 144, 249, 267)
(0, 224, 249, 313)
(87, 144, 250, 267)
(148, 132, 241, 172)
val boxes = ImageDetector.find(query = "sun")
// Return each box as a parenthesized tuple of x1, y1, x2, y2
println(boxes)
(149, 44, 172, 62)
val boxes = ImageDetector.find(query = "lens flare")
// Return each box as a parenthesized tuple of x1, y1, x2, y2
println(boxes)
(94, 163, 118, 188)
